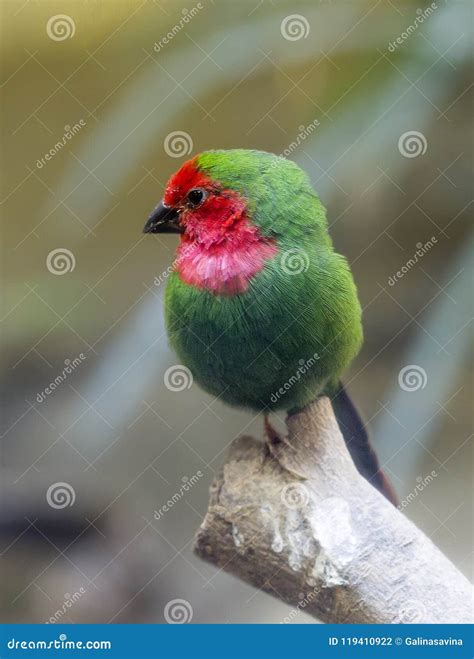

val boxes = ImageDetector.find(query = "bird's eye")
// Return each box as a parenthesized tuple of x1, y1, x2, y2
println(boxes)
(187, 188, 206, 207)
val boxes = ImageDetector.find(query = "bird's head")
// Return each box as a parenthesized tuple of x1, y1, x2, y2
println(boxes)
(143, 149, 330, 294)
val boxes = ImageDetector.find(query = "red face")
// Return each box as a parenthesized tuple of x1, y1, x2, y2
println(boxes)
(163, 157, 248, 247)
(144, 156, 278, 294)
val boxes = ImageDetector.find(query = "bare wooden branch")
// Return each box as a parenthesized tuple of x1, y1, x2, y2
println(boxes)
(194, 397, 473, 623)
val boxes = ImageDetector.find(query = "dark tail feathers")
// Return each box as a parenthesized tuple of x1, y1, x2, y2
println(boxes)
(332, 383, 398, 506)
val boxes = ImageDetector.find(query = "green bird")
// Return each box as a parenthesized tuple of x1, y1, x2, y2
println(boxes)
(144, 149, 396, 504)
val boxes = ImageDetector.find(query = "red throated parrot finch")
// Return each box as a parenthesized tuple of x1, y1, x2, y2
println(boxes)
(144, 149, 396, 504)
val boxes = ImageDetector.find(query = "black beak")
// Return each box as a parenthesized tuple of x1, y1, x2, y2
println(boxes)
(143, 201, 182, 234)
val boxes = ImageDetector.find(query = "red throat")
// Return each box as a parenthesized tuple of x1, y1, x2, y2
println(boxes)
(164, 158, 277, 295)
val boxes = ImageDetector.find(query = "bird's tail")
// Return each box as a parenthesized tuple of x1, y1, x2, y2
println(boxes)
(331, 382, 398, 506)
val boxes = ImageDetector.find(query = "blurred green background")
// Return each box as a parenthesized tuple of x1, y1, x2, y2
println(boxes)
(1, 0, 472, 624)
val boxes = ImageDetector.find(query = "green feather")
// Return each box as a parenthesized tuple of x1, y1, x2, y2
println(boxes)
(165, 149, 362, 412)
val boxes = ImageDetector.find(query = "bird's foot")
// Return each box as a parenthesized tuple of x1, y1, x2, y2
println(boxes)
(263, 414, 294, 451)
(264, 413, 283, 447)
(262, 413, 308, 480)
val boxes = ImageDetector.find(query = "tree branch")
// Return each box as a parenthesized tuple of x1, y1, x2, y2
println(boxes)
(194, 397, 473, 623)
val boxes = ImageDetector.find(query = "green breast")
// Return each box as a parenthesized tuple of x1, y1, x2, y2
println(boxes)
(164, 248, 362, 412)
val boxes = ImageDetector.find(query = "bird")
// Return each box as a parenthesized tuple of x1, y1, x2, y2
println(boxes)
(144, 149, 396, 504)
